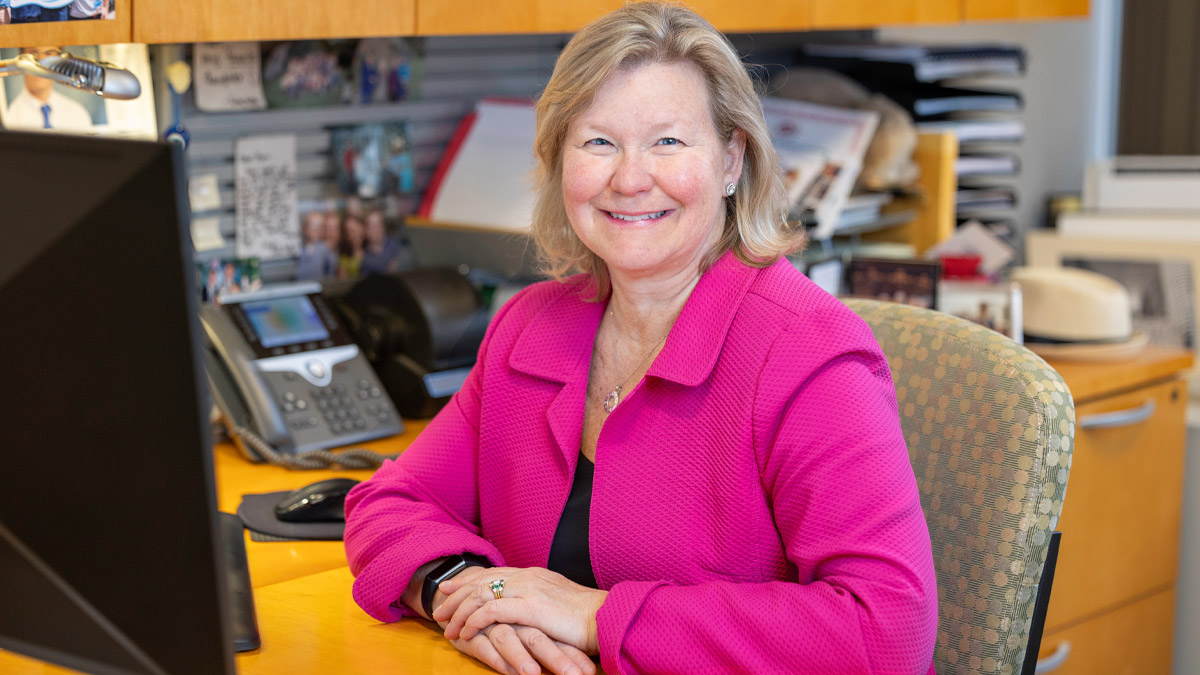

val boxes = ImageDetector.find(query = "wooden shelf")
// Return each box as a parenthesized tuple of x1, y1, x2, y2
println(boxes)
(862, 131, 958, 254)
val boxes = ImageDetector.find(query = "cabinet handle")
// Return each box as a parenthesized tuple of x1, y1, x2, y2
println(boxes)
(1035, 641, 1071, 673)
(1078, 399, 1155, 429)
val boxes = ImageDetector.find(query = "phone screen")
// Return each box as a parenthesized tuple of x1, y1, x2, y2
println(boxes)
(241, 296, 330, 348)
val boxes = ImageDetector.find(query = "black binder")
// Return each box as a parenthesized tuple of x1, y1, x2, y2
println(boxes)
(799, 43, 1027, 82)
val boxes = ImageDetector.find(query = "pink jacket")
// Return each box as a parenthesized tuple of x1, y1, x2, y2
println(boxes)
(345, 252, 938, 674)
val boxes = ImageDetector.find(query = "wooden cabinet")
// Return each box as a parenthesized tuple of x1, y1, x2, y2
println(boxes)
(1037, 589, 1176, 675)
(0, 12, 130, 49)
(416, 0, 810, 36)
(1037, 348, 1193, 673)
(132, 0, 416, 44)
(811, 0, 960, 29)
(964, 0, 1089, 21)
(0, 0, 1091, 48)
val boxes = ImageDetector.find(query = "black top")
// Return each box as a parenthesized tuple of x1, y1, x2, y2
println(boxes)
(546, 452, 599, 589)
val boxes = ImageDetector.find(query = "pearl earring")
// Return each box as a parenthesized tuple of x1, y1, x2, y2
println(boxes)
(725, 182, 736, 197)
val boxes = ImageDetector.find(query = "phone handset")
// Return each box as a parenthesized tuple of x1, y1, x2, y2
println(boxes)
(200, 306, 291, 452)
(198, 286, 403, 470)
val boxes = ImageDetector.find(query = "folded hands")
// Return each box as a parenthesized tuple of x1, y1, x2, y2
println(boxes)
(431, 566, 608, 675)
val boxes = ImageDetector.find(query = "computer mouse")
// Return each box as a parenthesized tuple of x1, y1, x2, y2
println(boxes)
(274, 478, 361, 523)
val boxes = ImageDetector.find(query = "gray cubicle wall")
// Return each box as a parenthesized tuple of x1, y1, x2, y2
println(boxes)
(157, 35, 567, 283)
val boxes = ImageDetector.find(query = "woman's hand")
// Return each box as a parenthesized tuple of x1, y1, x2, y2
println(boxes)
(434, 567, 609, 654)
(449, 624, 596, 675)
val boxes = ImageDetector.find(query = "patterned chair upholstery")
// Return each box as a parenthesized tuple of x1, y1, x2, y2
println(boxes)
(845, 299, 1075, 675)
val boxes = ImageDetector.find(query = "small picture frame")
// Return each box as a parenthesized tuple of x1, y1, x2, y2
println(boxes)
(801, 256, 845, 296)
(846, 257, 940, 309)
(937, 279, 1023, 343)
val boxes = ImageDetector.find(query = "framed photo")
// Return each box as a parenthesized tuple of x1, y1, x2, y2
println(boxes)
(0, 44, 155, 138)
(802, 256, 844, 296)
(295, 197, 414, 283)
(937, 279, 1023, 342)
(1026, 231, 1198, 353)
(330, 122, 416, 199)
(1, 0, 114, 24)
(845, 257, 939, 309)
(196, 258, 263, 305)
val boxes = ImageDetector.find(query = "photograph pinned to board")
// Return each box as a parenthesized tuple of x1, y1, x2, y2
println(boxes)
(0, 44, 155, 137)
(1025, 231, 1199, 354)
(937, 279, 1023, 342)
(296, 196, 414, 283)
(845, 257, 939, 309)
(262, 40, 355, 108)
(0, 0, 114, 24)
(351, 38, 419, 104)
(331, 122, 416, 200)
(197, 257, 263, 305)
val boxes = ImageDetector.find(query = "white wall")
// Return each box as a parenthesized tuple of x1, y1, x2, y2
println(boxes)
(880, 1, 1121, 251)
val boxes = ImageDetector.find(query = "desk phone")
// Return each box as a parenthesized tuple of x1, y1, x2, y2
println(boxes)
(200, 282, 403, 462)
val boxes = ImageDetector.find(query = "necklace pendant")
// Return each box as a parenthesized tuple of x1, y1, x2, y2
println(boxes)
(604, 385, 621, 413)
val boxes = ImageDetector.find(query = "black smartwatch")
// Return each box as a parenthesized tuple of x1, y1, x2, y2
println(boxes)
(421, 553, 488, 619)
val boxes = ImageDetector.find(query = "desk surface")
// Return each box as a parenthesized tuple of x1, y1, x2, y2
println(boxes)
(213, 420, 427, 589)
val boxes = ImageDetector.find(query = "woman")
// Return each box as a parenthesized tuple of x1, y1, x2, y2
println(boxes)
(337, 213, 365, 280)
(344, 4, 937, 674)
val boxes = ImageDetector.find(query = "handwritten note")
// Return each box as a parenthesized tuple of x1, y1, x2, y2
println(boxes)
(194, 42, 267, 112)
(235, 135, 299, 260)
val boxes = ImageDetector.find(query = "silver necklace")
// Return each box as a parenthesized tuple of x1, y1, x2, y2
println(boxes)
(604, 310, 668, 414)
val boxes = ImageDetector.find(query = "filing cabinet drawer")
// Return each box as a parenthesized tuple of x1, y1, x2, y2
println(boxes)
(1036, 588, 1174, 675)
(1044, 377, 1186, 631)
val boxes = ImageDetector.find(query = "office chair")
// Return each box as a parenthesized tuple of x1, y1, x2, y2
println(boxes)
(845, 299, 1075, 675)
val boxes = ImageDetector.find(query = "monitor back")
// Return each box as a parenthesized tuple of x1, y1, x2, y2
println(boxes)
(0, 132, 234, 675)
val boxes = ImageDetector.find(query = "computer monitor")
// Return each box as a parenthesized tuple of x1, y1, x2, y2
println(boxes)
(0, 131, 235, 674)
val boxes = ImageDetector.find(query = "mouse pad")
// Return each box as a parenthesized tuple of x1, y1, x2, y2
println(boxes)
(237, 491, 345, 541)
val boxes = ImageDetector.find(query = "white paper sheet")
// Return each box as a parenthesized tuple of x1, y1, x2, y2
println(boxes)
(191, 216, 226, 252)
(426, 101, 537, 232)
(235, 134, 299, 259)
(194, 42, 268, 112)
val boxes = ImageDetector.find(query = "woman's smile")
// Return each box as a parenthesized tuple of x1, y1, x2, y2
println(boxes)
(603, 209, 673, 223)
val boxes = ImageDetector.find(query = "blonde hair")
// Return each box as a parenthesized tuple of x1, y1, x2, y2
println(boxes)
(532, 1, 802, 296)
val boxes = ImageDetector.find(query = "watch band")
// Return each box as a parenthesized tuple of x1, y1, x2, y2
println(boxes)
(421, 553, 488, 620)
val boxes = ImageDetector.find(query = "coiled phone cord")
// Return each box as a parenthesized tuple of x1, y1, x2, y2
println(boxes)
(232, 424, 400, 470)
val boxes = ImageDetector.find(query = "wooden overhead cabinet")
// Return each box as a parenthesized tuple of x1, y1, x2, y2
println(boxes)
(133, 0, 416, 44)
(0, 11, 130, 49)
(810, 0, 960, 29)
(415, 0, 810, 35)
(963, 0, 1089, 21)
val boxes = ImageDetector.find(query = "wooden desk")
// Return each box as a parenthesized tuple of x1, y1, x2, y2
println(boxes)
(212, 420, 426, 589)
(238, 568, 491, 674)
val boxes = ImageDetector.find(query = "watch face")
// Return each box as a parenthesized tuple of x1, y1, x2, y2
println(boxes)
(434, 559, 468, 583)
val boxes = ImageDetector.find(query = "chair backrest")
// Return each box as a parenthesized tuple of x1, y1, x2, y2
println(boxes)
(845, 299, 1075, 674)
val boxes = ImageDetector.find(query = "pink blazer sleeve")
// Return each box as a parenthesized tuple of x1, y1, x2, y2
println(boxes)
(343, 297, 521, 622)
(596, 311, 938, 674)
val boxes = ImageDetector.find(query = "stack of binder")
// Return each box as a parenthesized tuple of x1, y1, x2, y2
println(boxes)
(799, 42, 1027, 241)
